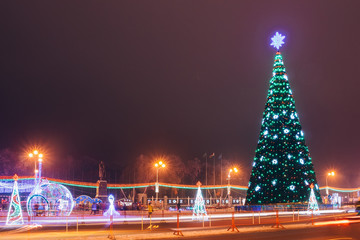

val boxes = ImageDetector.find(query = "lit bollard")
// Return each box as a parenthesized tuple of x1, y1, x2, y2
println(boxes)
(227, 211, 239, 232)
(110, 215, 113, 233)
(173, 212, 183, 236)
(292, 209, 295, 222)
(311, 211, 314, 226)
(160, 209, 166, 223)
(149, 215, 151, 230)
(258, 211, 261, 224)
(108, 214, 116, 239)
(271, 209, 285, 229)
(124, 210, 128, 224)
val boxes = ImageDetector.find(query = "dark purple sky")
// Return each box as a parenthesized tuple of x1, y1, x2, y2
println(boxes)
(0, 1, 359, 187)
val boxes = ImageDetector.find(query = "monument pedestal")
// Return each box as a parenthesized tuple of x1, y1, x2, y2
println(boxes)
(137, 193, 147, 205)
(95, 180, 108, 202)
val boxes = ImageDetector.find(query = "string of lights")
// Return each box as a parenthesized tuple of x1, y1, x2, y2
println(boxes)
(0, 176, 357, 192)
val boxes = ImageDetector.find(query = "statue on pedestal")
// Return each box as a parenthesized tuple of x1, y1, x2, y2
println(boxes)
(96, 161, 108, 201)
(99, 161, 106, 180)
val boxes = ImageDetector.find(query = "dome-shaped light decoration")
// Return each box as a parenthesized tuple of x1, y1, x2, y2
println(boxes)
(26, 179, 74, 217)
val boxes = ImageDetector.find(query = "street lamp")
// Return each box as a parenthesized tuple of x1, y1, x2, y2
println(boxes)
(326, 171, 335, 196)
(29, 150, 43, 186)
(154, 160, 165, 202)
(227, 167, 238, 196)
(38, 158, 43, 179)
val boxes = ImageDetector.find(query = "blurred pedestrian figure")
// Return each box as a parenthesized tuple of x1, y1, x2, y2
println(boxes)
(34, 203, 39, 216)
(177, 201, 181, 212)
(90, 202, 97, 215)
(96, 203, 100, 214)
(148, 203, 153, 218)
(355, 200, 360, 215)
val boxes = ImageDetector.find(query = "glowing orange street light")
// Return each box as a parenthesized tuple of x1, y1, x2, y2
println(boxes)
(28, 150, 44, 185)
(154, 159, 166, 202)
(227, 167, 239, 196)
(326, 171, 335, 195)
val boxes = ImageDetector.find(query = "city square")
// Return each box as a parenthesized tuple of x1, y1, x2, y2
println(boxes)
(0, 1, 359, 239)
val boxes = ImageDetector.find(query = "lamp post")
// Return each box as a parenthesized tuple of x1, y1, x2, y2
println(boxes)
(29, 150, 43, 186)
(227, 167, 238, 196)
(28, 153, 36, 184)
(38, 153, 43, 179)
(154, 160, 165, 203)
(326, 171, 335, 196)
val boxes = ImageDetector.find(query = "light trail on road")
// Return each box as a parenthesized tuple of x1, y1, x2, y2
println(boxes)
(0, 209, 348, 227)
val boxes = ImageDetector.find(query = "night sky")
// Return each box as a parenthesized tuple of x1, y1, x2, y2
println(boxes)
(0, 1, 359, 187)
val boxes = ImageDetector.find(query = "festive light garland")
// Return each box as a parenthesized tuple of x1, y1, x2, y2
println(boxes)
(0, 176, 358, 192)
(320, 186, 360, 193)
(0, 181, 35, 189)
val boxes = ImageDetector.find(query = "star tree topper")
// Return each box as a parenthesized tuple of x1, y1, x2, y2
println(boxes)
(270, 32, 285, 50)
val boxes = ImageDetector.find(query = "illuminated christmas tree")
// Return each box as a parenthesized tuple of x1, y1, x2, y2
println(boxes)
(192, 181, 207, 219)
(246, 32, 321, 205)
(307, 184, 319, 214)
(6, 174, 24, 225)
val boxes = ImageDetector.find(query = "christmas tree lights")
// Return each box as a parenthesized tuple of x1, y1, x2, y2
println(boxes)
(307, 184, 319, 214)
(192, 181, 207, 220)
(245, 33, 321, 205)
(6, 174, 24, 225)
